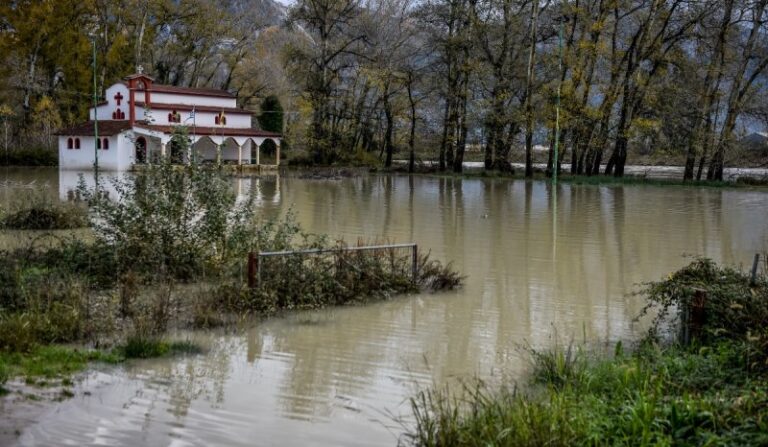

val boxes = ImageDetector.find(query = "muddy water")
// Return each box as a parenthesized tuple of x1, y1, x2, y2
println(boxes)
(2, 169, 768, 446)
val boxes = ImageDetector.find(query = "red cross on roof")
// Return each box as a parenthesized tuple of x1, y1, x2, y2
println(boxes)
(114, 92, 124, 106)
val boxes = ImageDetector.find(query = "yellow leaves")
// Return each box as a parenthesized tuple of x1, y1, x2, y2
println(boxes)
(0, 104, 14, 119)
(629, 117, 661, 139)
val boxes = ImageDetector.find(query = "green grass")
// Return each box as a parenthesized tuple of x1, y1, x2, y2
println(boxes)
(0, 340, 202, 395)
(115, 336, 203, 359)
(0, 345, 120, 384)
(408, 342, 768, 446)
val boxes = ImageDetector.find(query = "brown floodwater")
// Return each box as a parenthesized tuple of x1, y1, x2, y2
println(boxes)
(1, 168, 768, 446)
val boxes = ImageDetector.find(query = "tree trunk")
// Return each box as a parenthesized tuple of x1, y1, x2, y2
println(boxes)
(523, 0, 540, 178)
(408, 78, 417, 174)
(383, 87, 394, 168)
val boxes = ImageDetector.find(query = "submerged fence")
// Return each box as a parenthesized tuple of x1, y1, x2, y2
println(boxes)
(247, 243, 418, 289)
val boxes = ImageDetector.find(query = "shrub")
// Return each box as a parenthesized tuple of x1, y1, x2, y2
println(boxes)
(0, 279, 87, 352)
(117, 336, 201, 359)
(0, 147, 58, 166)
(1, 204, 87, 230)
(638, 258, 768, 366)
(79, 160, 259, 282)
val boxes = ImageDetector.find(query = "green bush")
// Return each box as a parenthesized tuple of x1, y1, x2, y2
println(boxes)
(0, 147, 58, 166)
(117, 336, 201, 359)
(79, 160, 260, 282)
(639, 257, 768, 366)
(1, 204, 87, 230)
(0, 280, 86, 352)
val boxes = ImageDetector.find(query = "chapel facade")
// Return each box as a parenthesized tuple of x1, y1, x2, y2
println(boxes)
(57, 70, 282, 170)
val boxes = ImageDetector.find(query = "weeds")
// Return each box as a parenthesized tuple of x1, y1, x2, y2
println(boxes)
(116, 337, 202, 359)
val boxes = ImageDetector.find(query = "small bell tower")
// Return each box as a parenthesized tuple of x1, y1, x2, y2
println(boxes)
(124, 66, 155, 124)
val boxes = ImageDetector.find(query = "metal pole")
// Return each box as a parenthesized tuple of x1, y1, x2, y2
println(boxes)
(553, 8, 564, 185)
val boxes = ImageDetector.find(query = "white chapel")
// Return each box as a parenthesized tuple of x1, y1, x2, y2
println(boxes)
(57, 69, 282, 170)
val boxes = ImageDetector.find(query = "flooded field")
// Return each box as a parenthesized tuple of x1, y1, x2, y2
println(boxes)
(2, 168, 768, 446)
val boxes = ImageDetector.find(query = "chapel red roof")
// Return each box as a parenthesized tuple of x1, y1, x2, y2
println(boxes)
(56, 120, 132, 136)
(133, 123, 281, 138)
(149, 84, 236, 98)
(133, 101, 251, 115)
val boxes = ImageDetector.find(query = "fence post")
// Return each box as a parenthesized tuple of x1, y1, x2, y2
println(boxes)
(750, 253, 760, 285)
(690, 289, 707, 343)
(248, 252, 256, 288)
(412, 244, 418, 283)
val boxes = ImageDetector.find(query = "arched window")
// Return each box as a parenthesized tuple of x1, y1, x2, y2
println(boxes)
(168, 113, 173, 122)
(96, 138, 101, 149)
(137, 81, 145, 90)
(112, 111, 117, 119)
(74, 138, 81, 149)
(215, 115, 220, 125)
(221, 116, 227, 125)
(102, 138, 109, 150)
(67, 138, 73, 149)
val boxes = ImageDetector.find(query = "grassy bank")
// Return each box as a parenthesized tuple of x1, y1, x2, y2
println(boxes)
(0, 161, 462, 390)
(0, 339, 204, 396)
(381, 163, 768, 188)
(406, 259, 768, 446)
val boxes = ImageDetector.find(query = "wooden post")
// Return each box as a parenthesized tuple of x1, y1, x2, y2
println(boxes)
(680, 305, 690, 345)
(750, 253, 760, 285)
(690, 289, 707, 343)
(412, 244, 418, 283)
(248, 252, 256, 288)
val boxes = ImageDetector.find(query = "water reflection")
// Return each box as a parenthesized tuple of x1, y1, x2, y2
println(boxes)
(2, 169, 768, 446)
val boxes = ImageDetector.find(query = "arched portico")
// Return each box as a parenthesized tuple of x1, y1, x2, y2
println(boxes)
(247, 136, 281, 168)
(130, 123, 281, 167)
